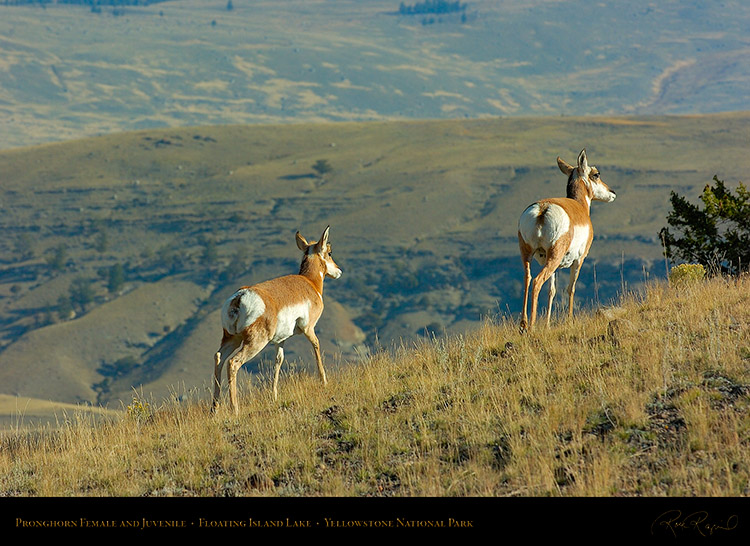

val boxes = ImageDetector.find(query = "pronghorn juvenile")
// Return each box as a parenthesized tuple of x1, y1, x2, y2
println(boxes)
(518, 149, 616, 331)
(212, 226, 342, 414)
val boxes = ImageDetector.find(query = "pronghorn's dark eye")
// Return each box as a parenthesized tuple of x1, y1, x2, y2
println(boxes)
(592, 172, 600, 179)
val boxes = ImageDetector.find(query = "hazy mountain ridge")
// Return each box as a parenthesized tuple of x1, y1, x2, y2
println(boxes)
(1, 0, 749, 149)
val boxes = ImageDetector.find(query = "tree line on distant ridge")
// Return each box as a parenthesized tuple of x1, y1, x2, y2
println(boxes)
(398, 0, 468, 16)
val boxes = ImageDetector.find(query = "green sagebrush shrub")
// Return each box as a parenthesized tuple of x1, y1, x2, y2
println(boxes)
(668, 263, 706, 287)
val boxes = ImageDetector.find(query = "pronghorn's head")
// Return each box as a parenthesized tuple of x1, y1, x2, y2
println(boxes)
(558, 149, 617, 204)
(296, 226, 343, 279)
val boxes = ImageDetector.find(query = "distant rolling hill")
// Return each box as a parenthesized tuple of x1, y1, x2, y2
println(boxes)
(1, 0, 750, 149)
(1, 113, 749, 428)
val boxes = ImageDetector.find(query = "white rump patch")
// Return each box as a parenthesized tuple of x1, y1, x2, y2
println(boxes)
(519, 203, 570, 259)
(221, 288, 266, 335)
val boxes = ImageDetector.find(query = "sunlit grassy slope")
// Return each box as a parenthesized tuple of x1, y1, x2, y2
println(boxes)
(1, 113, 749, 422)
(1, 275, 748, 497)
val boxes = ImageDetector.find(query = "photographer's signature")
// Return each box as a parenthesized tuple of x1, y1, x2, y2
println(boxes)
(651, 510, 738, 537)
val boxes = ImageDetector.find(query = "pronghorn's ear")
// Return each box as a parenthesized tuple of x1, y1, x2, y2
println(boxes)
(577, 149, 590, 174)
(296, 231, 310, 251)
(557, 157, 574, 175)
(315, 226, 331, 253)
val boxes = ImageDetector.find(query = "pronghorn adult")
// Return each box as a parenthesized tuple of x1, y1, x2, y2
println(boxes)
(518, 149, 616, 331)
(212, 226, 342, 414)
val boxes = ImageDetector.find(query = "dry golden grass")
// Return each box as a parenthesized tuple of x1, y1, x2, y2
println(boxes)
(1, 275, 748, 497)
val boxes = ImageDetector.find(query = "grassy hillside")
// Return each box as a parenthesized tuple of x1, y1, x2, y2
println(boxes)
(1, 0, 750, 149)
(1, 274, 748, 498)
(1, 113, 749, 422)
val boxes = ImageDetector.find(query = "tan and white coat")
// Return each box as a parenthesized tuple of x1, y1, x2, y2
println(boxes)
(518, 149, 616, 331)
(212, 226, 342, 414)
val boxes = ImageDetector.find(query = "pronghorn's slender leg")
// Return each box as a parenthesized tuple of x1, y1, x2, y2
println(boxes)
(519, 238, 534, 331)
(546, 271, 557, 328)
(566, 259, 584, 319)
(304, 328, 327, 386)
(272, 342, 285, 401)
(212, 337, 242, 411)
(227, 340, 266, 415)
(529, 274, 548, 330)
(521, 262, 532, 331)
(530, 245, 567, 329)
